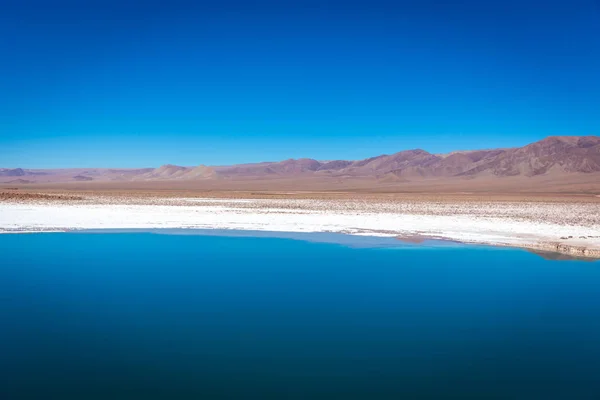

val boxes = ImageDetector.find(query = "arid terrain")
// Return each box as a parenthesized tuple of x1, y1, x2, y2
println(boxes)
(2, 135, 599, 258)
(2, 189, 599, 259)
(2, 136, 600, 194)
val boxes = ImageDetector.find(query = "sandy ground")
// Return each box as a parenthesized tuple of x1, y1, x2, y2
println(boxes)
(3, 170, 600, 194)
(1, 190, 599, 258)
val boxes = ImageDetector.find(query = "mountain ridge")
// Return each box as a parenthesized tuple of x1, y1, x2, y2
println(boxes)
(2, 136, 599, 184)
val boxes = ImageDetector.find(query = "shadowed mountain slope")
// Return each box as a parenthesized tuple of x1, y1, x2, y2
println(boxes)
(459, 136, 600, 177)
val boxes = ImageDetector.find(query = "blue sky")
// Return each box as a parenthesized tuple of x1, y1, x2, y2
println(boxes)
(1, 0, 599, 168)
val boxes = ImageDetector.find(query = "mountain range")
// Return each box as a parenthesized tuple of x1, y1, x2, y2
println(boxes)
(2, 136, 599, 191)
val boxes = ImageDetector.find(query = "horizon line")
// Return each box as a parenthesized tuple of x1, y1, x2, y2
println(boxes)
(2, 134, 596, 170)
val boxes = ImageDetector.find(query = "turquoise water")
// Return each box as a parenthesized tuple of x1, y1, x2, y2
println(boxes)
(1, 232, 600, 399)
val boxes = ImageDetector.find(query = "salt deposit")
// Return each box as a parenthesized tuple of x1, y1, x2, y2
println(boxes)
(1, 197, 599, 258)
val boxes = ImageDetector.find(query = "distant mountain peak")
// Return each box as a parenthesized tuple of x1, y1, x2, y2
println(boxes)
(0, 168, 25, 177)
(1, 136, 598, 185)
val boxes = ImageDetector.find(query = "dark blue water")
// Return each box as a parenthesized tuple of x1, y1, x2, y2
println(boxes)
(1, 233, 600, 399)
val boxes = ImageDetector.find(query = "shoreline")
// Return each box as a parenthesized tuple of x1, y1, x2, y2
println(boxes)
(1, 194, 599, 259)
(1, 227, 598, 260)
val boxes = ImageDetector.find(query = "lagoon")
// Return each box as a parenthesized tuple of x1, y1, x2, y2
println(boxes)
(1, 232, 599, 399)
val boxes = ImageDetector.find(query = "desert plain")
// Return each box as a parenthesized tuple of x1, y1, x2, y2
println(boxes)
(2, 185, 599, 259)
(2, 136, 600, 258)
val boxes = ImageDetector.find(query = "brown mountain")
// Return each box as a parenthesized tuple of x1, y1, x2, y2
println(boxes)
(141, 164, 189, 180)
(375, 149, 503, 181)
(217, 158, 321, 176)
(317, 160, 353, 171)
(181, 165, 217, 180)
(459, 136, 600, 177)
(342, 149, 440, 176)
(2, 136, 599, 189)
(132, 165, 218, 181)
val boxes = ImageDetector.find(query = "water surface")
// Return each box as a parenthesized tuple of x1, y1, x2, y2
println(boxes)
(1, 232, 599, 399)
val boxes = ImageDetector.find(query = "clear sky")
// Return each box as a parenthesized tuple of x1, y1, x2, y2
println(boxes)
(1, 0, 599, 168)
